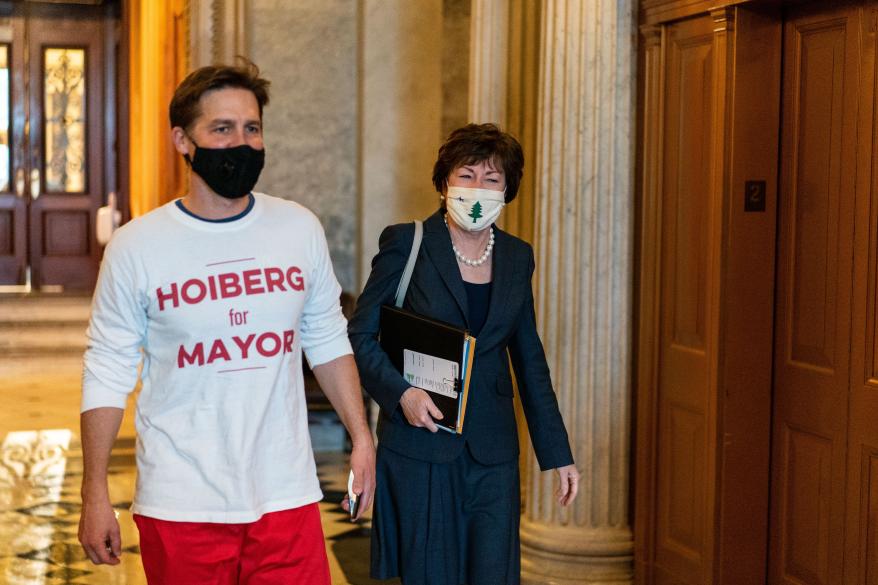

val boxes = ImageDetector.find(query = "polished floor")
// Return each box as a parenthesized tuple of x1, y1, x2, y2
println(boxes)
(0, 353, 397, 585)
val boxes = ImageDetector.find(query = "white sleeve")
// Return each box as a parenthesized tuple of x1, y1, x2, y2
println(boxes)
(81, 234, 147, 412)
(299, 219, 352, 367)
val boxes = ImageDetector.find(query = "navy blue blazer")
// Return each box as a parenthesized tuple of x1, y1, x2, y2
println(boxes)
(348, 210, 574, 471)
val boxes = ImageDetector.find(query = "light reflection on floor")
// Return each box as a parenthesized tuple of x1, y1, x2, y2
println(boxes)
(0, 429, 391, 585)
(0, 429, 143, 584)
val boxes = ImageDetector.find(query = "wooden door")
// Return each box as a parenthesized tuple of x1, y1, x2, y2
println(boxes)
(0, 12, 23, 284)
(636, 7, 784, 584)
(769, 3, 860, 584)
(652, 14, 720, 585)
(0, 2, 117, 291)
(847, 2, 878, 582)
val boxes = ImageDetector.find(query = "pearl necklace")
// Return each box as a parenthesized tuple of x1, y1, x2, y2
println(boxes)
(445, 217, 495, 266)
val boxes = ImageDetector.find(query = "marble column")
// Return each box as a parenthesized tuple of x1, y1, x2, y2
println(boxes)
(521, 1, 635, 583)
(188, 0, 249, 68)
(467, 0, 508, 124)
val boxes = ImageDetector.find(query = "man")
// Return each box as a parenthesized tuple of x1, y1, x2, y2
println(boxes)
(78, 60, 375, 584)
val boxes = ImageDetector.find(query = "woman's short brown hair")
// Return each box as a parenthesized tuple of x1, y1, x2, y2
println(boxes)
(169, 59, 270, 132)
(432, 123, 524, 203)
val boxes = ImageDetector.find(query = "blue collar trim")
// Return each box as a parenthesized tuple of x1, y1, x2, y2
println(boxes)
(175, 193, 255, 223)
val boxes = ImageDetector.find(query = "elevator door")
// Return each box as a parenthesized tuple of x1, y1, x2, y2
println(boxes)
(770, 1, 878, 583)
(0, 2, 118, 291)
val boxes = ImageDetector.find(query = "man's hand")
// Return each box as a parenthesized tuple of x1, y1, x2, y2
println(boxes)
(341, 441, 376, 521)
(555, 464, 580, 506)
(78, 492, 121, 565)
(310, 354, 376, 522)
(79, 407, 125, 566)
(399, 387, 443, 432)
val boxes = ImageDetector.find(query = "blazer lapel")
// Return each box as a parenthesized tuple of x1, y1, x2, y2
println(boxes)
(422, 211, 469, 325)
(480, 227, 515, 337)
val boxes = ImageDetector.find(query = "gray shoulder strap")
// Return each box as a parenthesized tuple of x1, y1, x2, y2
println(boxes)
(394, 220, 423, 308)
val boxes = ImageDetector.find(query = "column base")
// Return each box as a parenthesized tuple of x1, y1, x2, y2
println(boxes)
(520, 521, 633, 584)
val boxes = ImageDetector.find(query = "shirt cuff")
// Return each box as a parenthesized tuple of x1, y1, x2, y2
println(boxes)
(303, 334, 354, 368)
(81, 373, 131, 412)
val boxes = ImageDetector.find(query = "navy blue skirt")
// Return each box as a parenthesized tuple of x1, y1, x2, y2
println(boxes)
(370, 443, 521, 585)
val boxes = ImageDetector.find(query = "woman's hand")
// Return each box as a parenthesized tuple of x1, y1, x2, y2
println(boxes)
(555, 464, 580, 506)
(399, 387, 443, 432)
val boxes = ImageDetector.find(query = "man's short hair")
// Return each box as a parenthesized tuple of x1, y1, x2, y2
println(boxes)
(169, 59, 271, 131)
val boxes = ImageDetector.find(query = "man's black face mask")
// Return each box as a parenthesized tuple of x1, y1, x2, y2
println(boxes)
(185, 140, 265, 199)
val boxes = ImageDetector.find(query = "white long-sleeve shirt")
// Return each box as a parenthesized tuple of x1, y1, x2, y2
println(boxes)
(82, 192, 352, 522)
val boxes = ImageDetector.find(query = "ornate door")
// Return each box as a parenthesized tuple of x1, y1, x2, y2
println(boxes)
(0, 1, 118, 291)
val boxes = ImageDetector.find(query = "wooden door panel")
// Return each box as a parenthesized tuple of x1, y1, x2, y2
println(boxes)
(770, 4, 858, 585)
(847, 3, 878, 583)
(787, 21, 846, 371)
(27, 4, 105, 290)
(780, 427, 833, 584)
(0, 13, 25, 284)
(0, 199, 25, 282)
(654, 15, 715, 585)
(668, 36, 711, 353)
(856, 449, 878, 585)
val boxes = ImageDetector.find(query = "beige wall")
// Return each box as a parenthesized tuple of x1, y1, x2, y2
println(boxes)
(249, 0, 359, 291)
(359, 0, 446, 288)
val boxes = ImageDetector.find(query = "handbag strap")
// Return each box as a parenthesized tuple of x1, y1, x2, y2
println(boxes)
(394, 220, 423, 308)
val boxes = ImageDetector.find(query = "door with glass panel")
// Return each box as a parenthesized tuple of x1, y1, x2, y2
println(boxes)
(0, 1, 118, 291)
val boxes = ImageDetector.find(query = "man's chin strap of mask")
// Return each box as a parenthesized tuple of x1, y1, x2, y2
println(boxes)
(183, 134, 265, 200)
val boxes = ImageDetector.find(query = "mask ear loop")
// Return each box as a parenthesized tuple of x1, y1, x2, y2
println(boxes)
(182, 133, 199, 166)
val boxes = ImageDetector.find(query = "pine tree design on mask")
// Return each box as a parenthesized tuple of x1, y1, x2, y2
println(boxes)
(469, 201, 483, 223)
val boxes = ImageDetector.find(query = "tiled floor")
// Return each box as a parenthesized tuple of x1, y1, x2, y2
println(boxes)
(0, 355, 397, 585)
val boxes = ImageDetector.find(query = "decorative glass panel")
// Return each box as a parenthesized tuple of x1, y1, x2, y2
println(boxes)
(0, 45, 9, 193)
(44, 48, 85, 193)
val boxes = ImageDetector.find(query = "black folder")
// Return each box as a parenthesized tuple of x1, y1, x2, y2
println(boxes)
(379, 305, 476, 434)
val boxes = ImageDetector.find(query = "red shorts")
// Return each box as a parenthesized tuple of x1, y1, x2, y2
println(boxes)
(133, 503, 330, 585)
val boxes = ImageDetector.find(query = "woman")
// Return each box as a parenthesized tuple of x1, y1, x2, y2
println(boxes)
(348, 124, 578, 585)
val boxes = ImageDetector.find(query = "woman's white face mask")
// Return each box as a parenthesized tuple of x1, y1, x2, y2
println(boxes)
(443, 185, 506, 232)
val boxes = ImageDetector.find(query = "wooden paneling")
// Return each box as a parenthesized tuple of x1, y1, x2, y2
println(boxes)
(858, 450, 878, 585)
(847, 4, 878, 582)
(637, 8, 777, 585)
(640, 0, 749, 26)
(0, 209, 11, 254)
(634, 22, 664, 585)
(783, 427, 833, 585)
(668, 29, 711, 350)
(769, 4, 859, 585)
(637, 3, 783, 584)
(715, 5, 781, 584)
(664, 404, 705, 553)
(788, 20, 846, 370)
(0, 13, 26, 284)
(42, 211, 89, 256)
(639, 2, 878, 585)
(653, 15, 716, 585)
